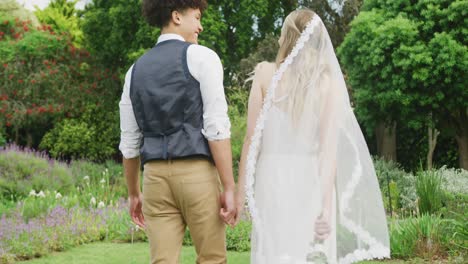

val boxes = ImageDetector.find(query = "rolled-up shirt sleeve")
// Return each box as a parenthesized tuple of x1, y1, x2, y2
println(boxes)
(119, 64, 143, 158)
(188, 45, 231, 141)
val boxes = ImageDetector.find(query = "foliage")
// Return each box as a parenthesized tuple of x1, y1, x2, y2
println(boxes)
(225, 221, 251, 251)
(0, 132, 5, 147)
(0, 0, 40, 27)
(416, 169, 444, 215)
(183, 221, 252, 252)
(373, 157, 417, 216)
(300, 0, 364, 47)
(39, 104, 120, 162)
(0, 204, 109, 262)
(34, 0, 84, 46)
(0, 145, 74, 201)
(226, 86, 249, 179)
(338, 0, 468, 167)
(438, 166, 468, 195)
(80, 0, 159, 71)
(389, 214, 449, 259)
(238, 34, 279, 84)
(0, 13, 120, 149)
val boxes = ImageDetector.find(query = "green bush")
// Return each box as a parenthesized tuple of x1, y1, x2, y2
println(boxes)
(416, 169, 444, 215)
(0, 145, 74, 201)
(390, 214, 447, 259)
(0, 132, 6, 147)
(373, 157, 417, 216)
(226, 86, 248, 179)
(226, 221, 251, 251)
(183, 221, 252, 251)
(40, 104, 119, 162)
(438, 166, 468, 195)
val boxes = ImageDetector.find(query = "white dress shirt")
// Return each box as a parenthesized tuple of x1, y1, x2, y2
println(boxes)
(119, 34, 231, 159)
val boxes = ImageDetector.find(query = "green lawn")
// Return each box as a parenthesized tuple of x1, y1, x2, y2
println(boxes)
(19, 242, 249, 264)
(19, 242, 429, 264)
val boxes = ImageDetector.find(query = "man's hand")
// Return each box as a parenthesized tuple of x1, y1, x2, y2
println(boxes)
(129, 194, 145, 229)
(314, 211, 331, 241)
(219, 189, 236, 226)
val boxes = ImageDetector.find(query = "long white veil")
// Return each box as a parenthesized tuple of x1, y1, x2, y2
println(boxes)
(244, 15, 390, 263)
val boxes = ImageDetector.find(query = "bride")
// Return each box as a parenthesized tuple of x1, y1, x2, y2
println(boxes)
(233, 9, 390, 264)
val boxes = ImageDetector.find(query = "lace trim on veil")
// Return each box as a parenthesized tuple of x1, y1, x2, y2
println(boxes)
(244, 15, 390, 263)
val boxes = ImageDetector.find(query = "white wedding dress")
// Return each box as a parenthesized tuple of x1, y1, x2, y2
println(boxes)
(244, 15, 390, 264)
(251, 104, 337, 264)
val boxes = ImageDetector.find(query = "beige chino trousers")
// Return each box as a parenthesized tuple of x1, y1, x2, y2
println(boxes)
(142, 158, 227, 264)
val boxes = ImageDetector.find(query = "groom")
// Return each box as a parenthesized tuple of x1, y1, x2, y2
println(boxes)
(119, 0, 236, 263)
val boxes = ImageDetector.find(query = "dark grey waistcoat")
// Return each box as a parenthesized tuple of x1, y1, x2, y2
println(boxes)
(130, 39, 212, 165)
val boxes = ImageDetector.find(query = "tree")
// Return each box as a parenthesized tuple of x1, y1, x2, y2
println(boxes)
(300, 0, 364, 47)
(80, 0, 159, 71)
(34, 0, 84, 46)
(338, 0, 468, 168)
(0, 12, 120, 151)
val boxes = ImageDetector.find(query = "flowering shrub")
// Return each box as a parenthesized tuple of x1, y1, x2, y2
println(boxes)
(0, 144, 74, 201)
(0, 14, 120, 150)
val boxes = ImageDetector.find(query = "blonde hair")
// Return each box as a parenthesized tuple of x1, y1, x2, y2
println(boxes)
(276, 9, 316, 65)
(274, 9, 319, 127)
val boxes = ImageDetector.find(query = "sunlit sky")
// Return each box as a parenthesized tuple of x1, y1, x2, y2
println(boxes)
(17, 0, 91, 11)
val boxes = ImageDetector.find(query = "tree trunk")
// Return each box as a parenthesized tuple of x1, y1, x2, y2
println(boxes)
(427, 127, 439, 170)
(375, 121, 397, 162)
(455, 124, 468, 170)
(26, 132, 33, 148)
(15, 128, 19, 144)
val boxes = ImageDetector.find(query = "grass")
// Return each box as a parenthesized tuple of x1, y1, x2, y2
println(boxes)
(17, 242, 436, 264)
(19, 243, 249, 264)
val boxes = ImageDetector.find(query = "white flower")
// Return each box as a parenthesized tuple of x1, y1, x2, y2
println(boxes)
(90, 197, 97, 206)
(83, 175, 90, 181)
(100, 178, 106, 184)
(37, 191, 46, 198)
(29, 190, 37, 197)
(97, 201, 105, 208)
(55, 192, 62, 199)
(76, 186, 80, 192)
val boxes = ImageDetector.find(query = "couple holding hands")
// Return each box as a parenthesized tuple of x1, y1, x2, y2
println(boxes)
(119, 1, 390, 263)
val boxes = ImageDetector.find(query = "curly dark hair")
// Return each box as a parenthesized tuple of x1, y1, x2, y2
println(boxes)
(142, 0, 208, 28)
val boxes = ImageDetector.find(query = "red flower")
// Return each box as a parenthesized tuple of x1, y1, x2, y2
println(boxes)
(26, 109, 33, 115)
(5, 113, 12, 119)
(6, 121, 11, 127)
(0, 32, 4, 36)
(43, 60, 49, 65)
(3, 63, 7, 68)
(31, 80, 36, 84)
(3, 20, 8, 25)
(23, 25, 29, 32)
(18, 80, 23, 84)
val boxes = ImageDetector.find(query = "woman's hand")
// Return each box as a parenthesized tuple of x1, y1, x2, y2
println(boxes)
(314, 211, 331, 241)
(233, 188, 246, 226)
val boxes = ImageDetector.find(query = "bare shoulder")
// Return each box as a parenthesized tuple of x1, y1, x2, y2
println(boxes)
(253, 61, 276, 95)
(254, 61, 276, 76)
